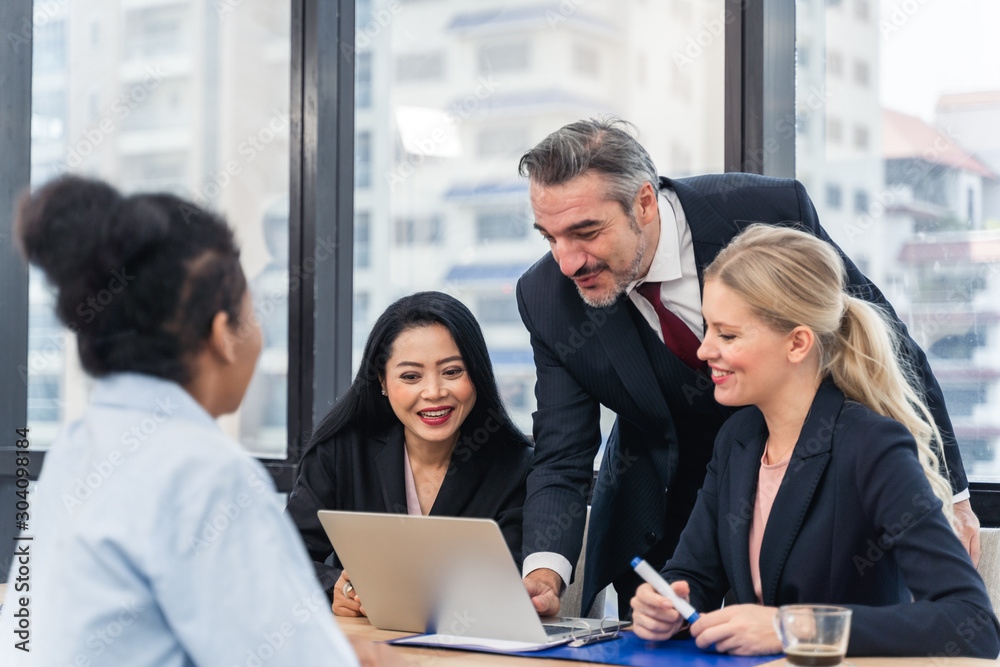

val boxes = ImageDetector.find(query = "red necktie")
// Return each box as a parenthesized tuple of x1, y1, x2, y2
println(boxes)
(635, 282, 703, 370)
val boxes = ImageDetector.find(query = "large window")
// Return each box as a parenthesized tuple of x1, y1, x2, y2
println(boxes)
(7, 1, 1000, 581)
(352, 0, 726, 433)
(26, 1, 292, 457)
(796, 0, 1000, 482)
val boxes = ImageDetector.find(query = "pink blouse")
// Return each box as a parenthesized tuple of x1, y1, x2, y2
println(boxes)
(403, 449, 424, 515)
(749, 452, 790, 603)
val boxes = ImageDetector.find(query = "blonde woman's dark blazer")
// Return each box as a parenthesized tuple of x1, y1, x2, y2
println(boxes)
(663, 381, 999, 658)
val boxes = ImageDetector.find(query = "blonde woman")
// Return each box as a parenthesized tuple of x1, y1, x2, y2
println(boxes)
(630, 225, 999, 658)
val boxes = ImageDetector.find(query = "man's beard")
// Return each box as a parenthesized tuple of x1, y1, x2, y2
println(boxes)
(576, 232, 646, 309)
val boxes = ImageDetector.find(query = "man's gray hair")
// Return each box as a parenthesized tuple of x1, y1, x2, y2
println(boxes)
(518, 118, 660, 215)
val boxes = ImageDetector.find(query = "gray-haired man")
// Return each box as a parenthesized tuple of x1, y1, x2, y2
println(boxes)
(515, 118, 979, 618)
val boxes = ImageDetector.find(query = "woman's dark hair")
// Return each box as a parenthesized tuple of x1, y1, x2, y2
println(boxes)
(309, 291, 527, 452)
(16, 175, 247, 384)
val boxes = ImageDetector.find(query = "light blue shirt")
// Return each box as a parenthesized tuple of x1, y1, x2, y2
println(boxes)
(0, 373, 358, 666)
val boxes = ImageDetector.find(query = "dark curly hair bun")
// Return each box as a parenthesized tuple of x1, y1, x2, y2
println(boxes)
(16, 175, 247, 384)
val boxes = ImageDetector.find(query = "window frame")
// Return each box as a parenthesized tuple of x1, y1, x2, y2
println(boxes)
(0, 0, 35, 578)
(2, 0, 998, 580)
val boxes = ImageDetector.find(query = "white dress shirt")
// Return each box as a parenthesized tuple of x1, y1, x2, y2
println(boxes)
(626, 187, 704, 342)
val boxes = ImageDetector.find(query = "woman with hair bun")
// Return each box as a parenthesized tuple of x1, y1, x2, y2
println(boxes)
(286, 291, 533, 617)
(630, 224, 1000, 658)
(0, 176, 400, 666)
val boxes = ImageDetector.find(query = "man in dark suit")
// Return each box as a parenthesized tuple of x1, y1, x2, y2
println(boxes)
(515, 118, 981, 618)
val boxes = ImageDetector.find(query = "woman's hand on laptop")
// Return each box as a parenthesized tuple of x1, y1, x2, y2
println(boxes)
(334, 571, 367, 617)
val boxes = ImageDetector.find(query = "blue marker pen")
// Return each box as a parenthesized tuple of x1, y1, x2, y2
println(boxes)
(631, 557, 700, 624)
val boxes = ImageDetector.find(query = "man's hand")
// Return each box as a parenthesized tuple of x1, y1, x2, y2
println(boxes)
(523, 568, 562, 616)
(954, 499, 981, 567)
(631, 581, 690, 641)
(690, 604, 782, 656)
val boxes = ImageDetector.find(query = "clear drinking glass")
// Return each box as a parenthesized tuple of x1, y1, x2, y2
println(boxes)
(773, 605, 852, 666)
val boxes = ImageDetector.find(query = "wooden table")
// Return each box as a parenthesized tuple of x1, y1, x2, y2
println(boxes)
(335, 618, 818, 666)
(336, 615, 608, 666)
(1, 584, 995, 664)
(336, 617, 999, 666)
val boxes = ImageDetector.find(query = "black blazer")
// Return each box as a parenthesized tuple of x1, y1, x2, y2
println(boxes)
(515, 173, 967, 611)
(285, 423, 533, 597)
(663, 382, 999, 658)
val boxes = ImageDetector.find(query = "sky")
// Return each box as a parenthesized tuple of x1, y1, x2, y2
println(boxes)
(879, 0, 1000, 121)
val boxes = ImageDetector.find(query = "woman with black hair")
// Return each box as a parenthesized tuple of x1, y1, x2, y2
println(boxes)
(286, 291, 533, 617)
(0, 176, 399, 666)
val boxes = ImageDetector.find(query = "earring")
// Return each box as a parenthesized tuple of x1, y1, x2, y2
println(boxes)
(381, 388, 387, 396)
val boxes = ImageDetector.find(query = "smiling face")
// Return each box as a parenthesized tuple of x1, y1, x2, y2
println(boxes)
(380, 323, 477, 453)
(530, 171, 658, 308)
(697, 279, 800, 411)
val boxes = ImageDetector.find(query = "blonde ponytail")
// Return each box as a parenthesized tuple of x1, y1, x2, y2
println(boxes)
(832, 297, 954, 527)
(706, 225, 956, 530)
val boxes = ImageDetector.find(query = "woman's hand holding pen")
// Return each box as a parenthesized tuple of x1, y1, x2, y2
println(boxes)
(333, 571, 367, 617)
(630, 580, 692, 640)
(632, 581, 782, 655)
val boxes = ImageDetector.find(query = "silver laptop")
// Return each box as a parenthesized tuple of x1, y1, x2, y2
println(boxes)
(317, 511, 623, 648)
